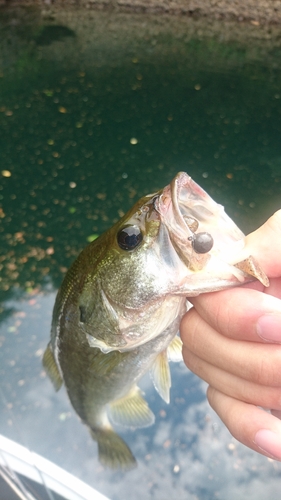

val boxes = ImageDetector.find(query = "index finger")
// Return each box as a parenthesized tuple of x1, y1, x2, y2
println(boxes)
(187, 285, 281, 343)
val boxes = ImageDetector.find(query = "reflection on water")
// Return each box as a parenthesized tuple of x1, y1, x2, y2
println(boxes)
(1, 5, 281, 500)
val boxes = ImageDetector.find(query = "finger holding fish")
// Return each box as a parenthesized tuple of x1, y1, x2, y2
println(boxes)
(183, 348, 281, 411)
(181, 209, 281, 347)
(181, 306, 281, 388)
(207, 388, 281, 462)
(243, 209, 281, 278)
(182, 311, 281, 460)
(181, 208, 281, 461)
(182, 281, 281, 344)
(214, 209, 281, 278)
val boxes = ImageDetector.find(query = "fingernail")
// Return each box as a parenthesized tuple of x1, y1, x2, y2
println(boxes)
(254, 429, 281, 460)
(256, 315, 281, 343)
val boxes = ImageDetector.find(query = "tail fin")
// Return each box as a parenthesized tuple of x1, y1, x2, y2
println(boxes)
(90, 428, 137, 471)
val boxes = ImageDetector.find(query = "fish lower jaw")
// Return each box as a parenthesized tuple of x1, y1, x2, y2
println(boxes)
(202, 255, 249, 283)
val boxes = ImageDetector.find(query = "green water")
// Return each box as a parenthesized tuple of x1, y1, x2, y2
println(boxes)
(1, 7, 281, 500)
(1, 11, 281, 305)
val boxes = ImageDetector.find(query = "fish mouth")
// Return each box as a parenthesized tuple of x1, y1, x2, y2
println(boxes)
(155, 172, 268, 286)
(155, 172, 217, 270)
(156, 172, 195, 241)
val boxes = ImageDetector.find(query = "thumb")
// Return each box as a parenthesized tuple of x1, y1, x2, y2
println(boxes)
(226, 210, 281, 279)
(242, 209, 281, 278)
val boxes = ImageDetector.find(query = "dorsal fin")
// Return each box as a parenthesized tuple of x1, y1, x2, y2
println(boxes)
(167, 336, 183, 362)
(109, 385, 155, 429)
(42, 343, 63, 391)
(150, 350, 171, 404)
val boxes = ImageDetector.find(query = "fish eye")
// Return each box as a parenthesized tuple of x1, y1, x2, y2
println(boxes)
(117, 225, 143, 251)
(189, 232, 214, 254)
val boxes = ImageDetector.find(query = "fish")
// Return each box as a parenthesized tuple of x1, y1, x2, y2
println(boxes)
(42, 171, 268, 470)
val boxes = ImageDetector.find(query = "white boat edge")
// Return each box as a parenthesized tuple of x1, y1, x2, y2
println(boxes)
(0, 434, 111, 500)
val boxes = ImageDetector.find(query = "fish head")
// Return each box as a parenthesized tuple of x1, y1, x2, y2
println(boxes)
(81, 172, 267, 353)
(108, 171, 267, 294)
(152, 171, 255, 288)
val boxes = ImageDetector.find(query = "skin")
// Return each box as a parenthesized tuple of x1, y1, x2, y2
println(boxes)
(180, 209, 281, 461)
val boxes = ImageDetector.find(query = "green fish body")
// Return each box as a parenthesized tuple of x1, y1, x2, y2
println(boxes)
(43, 172, 268, 470)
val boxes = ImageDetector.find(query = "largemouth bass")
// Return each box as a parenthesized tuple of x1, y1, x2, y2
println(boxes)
(43, 172, 268, 470)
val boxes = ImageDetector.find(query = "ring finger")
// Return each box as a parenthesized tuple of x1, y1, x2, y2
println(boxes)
(182, 347, 281, 411)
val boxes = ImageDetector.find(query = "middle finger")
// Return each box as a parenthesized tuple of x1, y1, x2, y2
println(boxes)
(183, 348, 281, 410)
(180, 308, 281, 387)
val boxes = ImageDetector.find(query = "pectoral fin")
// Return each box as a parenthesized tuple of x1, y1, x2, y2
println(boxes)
(109, 385, 155, 428)
(234, 256, 269, 287)
(42, 343, 63, 391)
(150, 350, 171, 404)
(89, 349, 128, 377)
(167, 336, 183, 362)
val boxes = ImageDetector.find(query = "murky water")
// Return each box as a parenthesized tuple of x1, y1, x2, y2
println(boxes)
(1, 7, 281, 500)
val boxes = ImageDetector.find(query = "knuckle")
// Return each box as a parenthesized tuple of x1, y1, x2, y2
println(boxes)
(254, 347, 281, 387)
(206, 385, 214, 406)
(216, 301, 232, 337)
(210, 290, 242, 340)
(180, 308, 202, 349)
(182, 347, 198, 373)
(268, 388, 281, 410)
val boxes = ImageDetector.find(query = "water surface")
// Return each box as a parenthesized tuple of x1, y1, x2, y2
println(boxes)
(1, 7, 281, 500)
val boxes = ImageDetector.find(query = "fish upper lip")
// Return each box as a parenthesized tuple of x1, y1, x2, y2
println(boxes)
(155, 172, 196, 241)
(170, 172, 194, 236)
(154, 172, 262, 282)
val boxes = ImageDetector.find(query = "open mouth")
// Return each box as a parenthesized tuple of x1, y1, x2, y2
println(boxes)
(153, 173, 213, 271)
(155, 172, 269, 285)
(155, 172, 196, 238)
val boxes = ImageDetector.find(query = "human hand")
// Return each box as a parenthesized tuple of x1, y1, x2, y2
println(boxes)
(180, 209, 281, 460)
